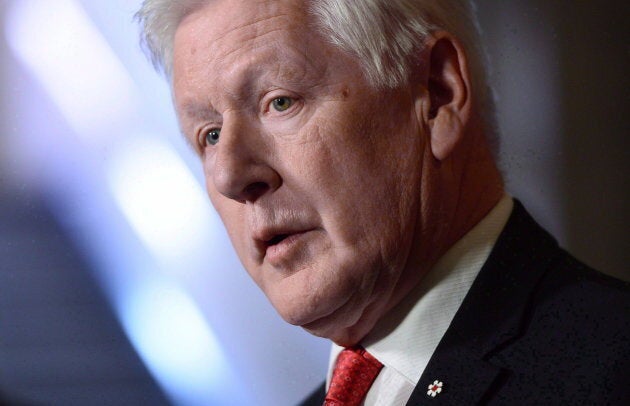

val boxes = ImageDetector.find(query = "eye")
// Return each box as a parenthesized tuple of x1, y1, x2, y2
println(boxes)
(204, 128, 221, 146)
(271, 96, 293, 112)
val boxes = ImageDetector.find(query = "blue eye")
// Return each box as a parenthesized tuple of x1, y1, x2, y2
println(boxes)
(271, 97, 293, 112)
(204, 128, 221, 145)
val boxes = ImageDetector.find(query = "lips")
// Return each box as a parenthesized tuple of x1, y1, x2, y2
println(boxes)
(266, 233, 290, 247)
(254, 227, 314, 265)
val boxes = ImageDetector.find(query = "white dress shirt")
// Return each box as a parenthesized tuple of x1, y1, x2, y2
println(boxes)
(326, 195, 514, 405)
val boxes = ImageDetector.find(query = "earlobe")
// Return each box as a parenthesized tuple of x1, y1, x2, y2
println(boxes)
(430, 108, 464, 160)
(422, 33, 472, 161)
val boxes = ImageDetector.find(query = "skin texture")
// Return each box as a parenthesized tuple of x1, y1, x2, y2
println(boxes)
(172, 0, 503, 346)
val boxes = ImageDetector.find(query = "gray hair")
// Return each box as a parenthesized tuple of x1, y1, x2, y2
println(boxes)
(135, 0, 497, 147)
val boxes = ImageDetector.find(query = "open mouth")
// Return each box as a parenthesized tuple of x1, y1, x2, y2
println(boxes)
(267, 234, 290, 246)
(256, 228, 315, 263)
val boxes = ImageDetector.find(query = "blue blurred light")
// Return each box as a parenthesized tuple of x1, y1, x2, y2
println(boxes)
(4, 1, 244, 404)
(121, 279, 234, 405)
(107, 137, 221, 271)
(5, 0, 139, 142)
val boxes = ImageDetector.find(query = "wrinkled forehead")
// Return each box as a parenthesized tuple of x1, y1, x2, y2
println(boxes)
(173, 0, 310, 63)
(170, 0, 362, 133)
(170, 0, 350, 111)
(171, 0, 327, 97)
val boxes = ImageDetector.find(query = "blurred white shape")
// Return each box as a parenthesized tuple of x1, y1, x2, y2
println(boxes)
(121, 279, 230, 405)
(6, 1, 248, 404)
(5, 0, 139, 142)
(107, 137, 219, 269)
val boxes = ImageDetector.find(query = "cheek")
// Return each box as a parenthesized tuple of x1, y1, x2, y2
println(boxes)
(318, 114, 423, 278)
(301, 104, 421, 222)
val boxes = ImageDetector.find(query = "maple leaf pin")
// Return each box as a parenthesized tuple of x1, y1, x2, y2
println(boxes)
(427, 380, 443, 397)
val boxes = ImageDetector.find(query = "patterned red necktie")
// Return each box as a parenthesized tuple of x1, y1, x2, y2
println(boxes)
(324, 346, 383, 406)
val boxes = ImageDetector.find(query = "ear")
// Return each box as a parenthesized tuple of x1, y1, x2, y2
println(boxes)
(417, 32, 473, 161)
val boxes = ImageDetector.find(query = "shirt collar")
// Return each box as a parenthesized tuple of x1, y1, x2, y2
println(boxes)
(327, 195, 514, 386)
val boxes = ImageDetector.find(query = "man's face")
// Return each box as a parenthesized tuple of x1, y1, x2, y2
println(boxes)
(173, 0, 427, 344)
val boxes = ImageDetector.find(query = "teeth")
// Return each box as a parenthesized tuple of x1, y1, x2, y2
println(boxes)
(268, 234, 288, 246)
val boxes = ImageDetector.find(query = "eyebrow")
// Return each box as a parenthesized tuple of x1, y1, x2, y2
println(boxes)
(178, 44, 321, 134)
(181, 101, 222, 123)
(174, 101, 219, 156)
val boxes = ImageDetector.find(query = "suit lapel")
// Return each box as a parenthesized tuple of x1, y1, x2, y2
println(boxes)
(406, 201, 562, 405)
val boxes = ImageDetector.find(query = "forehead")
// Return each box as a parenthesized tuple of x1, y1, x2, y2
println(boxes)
(172, 0, 315, 80)
(170, 0, 369, 142)
(172, 0, 341, 117)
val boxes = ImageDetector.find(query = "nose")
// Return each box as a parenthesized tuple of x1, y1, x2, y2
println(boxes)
(209, 118, 281, 203)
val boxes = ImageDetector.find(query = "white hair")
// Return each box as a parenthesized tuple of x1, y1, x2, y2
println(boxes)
(135, 0, 497, 147)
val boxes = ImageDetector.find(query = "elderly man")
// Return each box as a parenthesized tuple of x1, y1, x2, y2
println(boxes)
(135, 0, 628, 404)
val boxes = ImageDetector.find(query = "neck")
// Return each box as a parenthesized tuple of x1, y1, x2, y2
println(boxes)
(327, 125, 503, 347)
(389, 124, 504, 320)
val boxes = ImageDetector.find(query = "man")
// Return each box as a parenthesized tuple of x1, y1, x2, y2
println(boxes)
(135, 0, 629, 404)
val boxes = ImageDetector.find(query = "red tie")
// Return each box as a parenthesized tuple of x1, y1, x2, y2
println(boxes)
(324, 346, 383, 406)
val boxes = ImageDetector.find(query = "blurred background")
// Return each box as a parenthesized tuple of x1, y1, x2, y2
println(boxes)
(0, 0, 627, 405)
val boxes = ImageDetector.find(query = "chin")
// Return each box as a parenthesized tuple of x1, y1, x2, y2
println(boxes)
(265, 269, 358, 327)
(262, 255, 393, 343)
(297, 301, 378, 346)
(275, 298, 347, 329)
(306, 286, 396, 346)
(276, 306, 315, 327)
(302, 319, 368, 347)
(269, 291, 330, 327)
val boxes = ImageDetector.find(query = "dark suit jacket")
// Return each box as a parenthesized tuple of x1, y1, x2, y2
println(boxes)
(300, 201, 629, 405)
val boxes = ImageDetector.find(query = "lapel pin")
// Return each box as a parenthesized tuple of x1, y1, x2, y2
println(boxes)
(427, 380, 443, 398)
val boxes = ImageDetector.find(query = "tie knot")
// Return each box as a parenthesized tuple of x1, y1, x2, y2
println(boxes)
(324, 347, 383, 406)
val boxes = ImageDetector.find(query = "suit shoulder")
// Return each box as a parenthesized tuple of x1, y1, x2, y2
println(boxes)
(538, 249, 629, 312)
(491, 251, 630, 403)
(525, 249, 629, 346)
